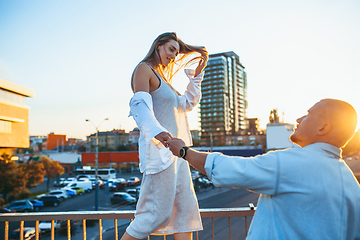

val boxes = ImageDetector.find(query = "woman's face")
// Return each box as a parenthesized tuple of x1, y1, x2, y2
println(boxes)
(157, 39, 180, 67)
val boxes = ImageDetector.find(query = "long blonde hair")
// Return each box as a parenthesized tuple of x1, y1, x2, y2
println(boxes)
(142, 32, 207, 85)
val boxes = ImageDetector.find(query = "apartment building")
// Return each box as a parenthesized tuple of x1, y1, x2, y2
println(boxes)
(200, 51, 247, 146)
(0, 77, 34, 158)
(86, 129, 129, 152)
(128, 128, 140, 144)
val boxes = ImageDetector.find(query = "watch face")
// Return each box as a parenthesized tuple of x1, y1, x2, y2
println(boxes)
(180, 148, 185, 157)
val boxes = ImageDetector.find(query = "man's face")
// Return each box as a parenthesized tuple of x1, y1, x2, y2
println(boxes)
(290, 101, 326, 147)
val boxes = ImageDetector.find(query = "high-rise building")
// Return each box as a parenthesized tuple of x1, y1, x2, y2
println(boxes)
(200, 51, 247, 146)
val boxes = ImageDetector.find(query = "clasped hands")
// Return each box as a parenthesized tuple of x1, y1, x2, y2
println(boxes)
(155, 131, 186, 158)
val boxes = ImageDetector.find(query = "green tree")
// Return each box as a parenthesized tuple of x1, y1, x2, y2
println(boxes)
(0, 154, 26, 202)
(99, 146, 115, 152)
(116, 145, 131, 151)
(41, 156, 64, 191)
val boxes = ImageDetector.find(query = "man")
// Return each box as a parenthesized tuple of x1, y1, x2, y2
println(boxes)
(167, 99, 360, 239)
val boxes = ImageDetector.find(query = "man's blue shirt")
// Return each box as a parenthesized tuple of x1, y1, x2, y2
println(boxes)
(205, 143, 360, 239)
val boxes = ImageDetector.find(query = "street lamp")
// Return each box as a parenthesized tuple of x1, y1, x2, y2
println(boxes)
(85, 118, 109, 211)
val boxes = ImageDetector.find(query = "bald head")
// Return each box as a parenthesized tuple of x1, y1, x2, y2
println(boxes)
(320, 99, 357, 147)
(290, 99, 357, 148)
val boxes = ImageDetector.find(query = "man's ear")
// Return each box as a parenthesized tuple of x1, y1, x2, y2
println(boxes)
(318, 122, 331, 136)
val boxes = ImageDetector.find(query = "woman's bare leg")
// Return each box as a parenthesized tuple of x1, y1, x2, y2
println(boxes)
(120, 232, 140, 240)
(174, 232, 192, 240)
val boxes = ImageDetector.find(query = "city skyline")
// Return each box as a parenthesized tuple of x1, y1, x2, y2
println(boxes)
(1, 0, 360, 140)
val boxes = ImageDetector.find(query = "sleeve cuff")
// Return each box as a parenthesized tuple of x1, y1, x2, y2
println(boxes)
(146, 126, 168, 143)
(184, 69, 204, 81)
(204, 152, 222, 182)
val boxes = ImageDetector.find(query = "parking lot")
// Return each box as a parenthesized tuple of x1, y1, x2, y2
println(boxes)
(1, 171, 227, 239)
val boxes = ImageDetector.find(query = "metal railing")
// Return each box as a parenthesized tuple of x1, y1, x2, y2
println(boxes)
(0, 205, 255, 240)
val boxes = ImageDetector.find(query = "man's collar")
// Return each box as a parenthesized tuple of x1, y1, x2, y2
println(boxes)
(304, 142, 341, 159)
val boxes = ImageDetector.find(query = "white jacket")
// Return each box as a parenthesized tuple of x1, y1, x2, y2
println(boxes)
(129, 69, 203, 174)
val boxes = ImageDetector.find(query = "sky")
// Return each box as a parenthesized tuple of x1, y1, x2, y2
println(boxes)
(1, 0, 359, 140)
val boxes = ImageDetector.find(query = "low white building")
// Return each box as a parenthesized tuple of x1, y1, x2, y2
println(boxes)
(46, 152, 81, 164)
(266, 123, 296, 150)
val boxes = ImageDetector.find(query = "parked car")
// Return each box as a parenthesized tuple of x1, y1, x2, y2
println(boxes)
(53, 178, 65, 187)
(107, 179, 119, 188)
(127, 177, 141, 186)
(70, 186, 85, 195)
(90, 178, 105, 188)
(109, 178, 127, 191)
(28, 199, 44, 211)
(49, 190, 69, 201)
(77, 178, 91, 182)
(9, 227, 36, 240)
(77, 175, 91, 181)
(39, 220, 66, 233)
(191, 170, 200, 180)
(63, 177, 77, 185)
(36, 193, 47, 199)
(62, 188, 76, 198)
(66, 180, 93, 192)
(126, 188, 140, 199)
(39, 196, 61, 207)
(6, 200, 34, 212)
(107, 178, 120, 190)
(0, 207, 15, 213)
(193, 177, 214, 192)
(110, 192, 137, 206)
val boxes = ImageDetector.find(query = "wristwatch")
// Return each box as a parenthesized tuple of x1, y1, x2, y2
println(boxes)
(179, 147, 189, 159)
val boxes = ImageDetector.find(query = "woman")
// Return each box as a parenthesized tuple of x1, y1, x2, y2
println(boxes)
(123, 32, 208, 240)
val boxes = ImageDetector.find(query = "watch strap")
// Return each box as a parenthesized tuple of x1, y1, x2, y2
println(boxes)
(180, 147, 189, 159)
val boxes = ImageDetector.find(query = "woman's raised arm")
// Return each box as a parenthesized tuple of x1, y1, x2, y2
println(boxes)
(194, 51, 209, 77)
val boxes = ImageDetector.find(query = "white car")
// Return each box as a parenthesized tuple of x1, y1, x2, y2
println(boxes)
(107, 179, 119, 188)
(39, 220, 65, 232)
(61, 187, 77, 198)
(48, 190, 69, 201)
(66, 180, 93, 192)
(77, 175, 91, 181)
(63, 177, 77, 185)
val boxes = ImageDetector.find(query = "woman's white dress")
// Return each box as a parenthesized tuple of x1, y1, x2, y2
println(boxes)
(127, 65, 203, 239)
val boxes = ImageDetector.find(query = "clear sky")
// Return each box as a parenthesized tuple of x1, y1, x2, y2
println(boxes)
(1, 0, 359, 140)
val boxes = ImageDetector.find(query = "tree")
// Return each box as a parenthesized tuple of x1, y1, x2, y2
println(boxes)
(269, 109, 280, 123)
(99, 146, 115, 152)
(41, 155, 64, 191)
(116, 145, 131, 151)
(20, 160, 45, 189)
(0, 154, 26, 201)
(77, 145, 86, 152)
